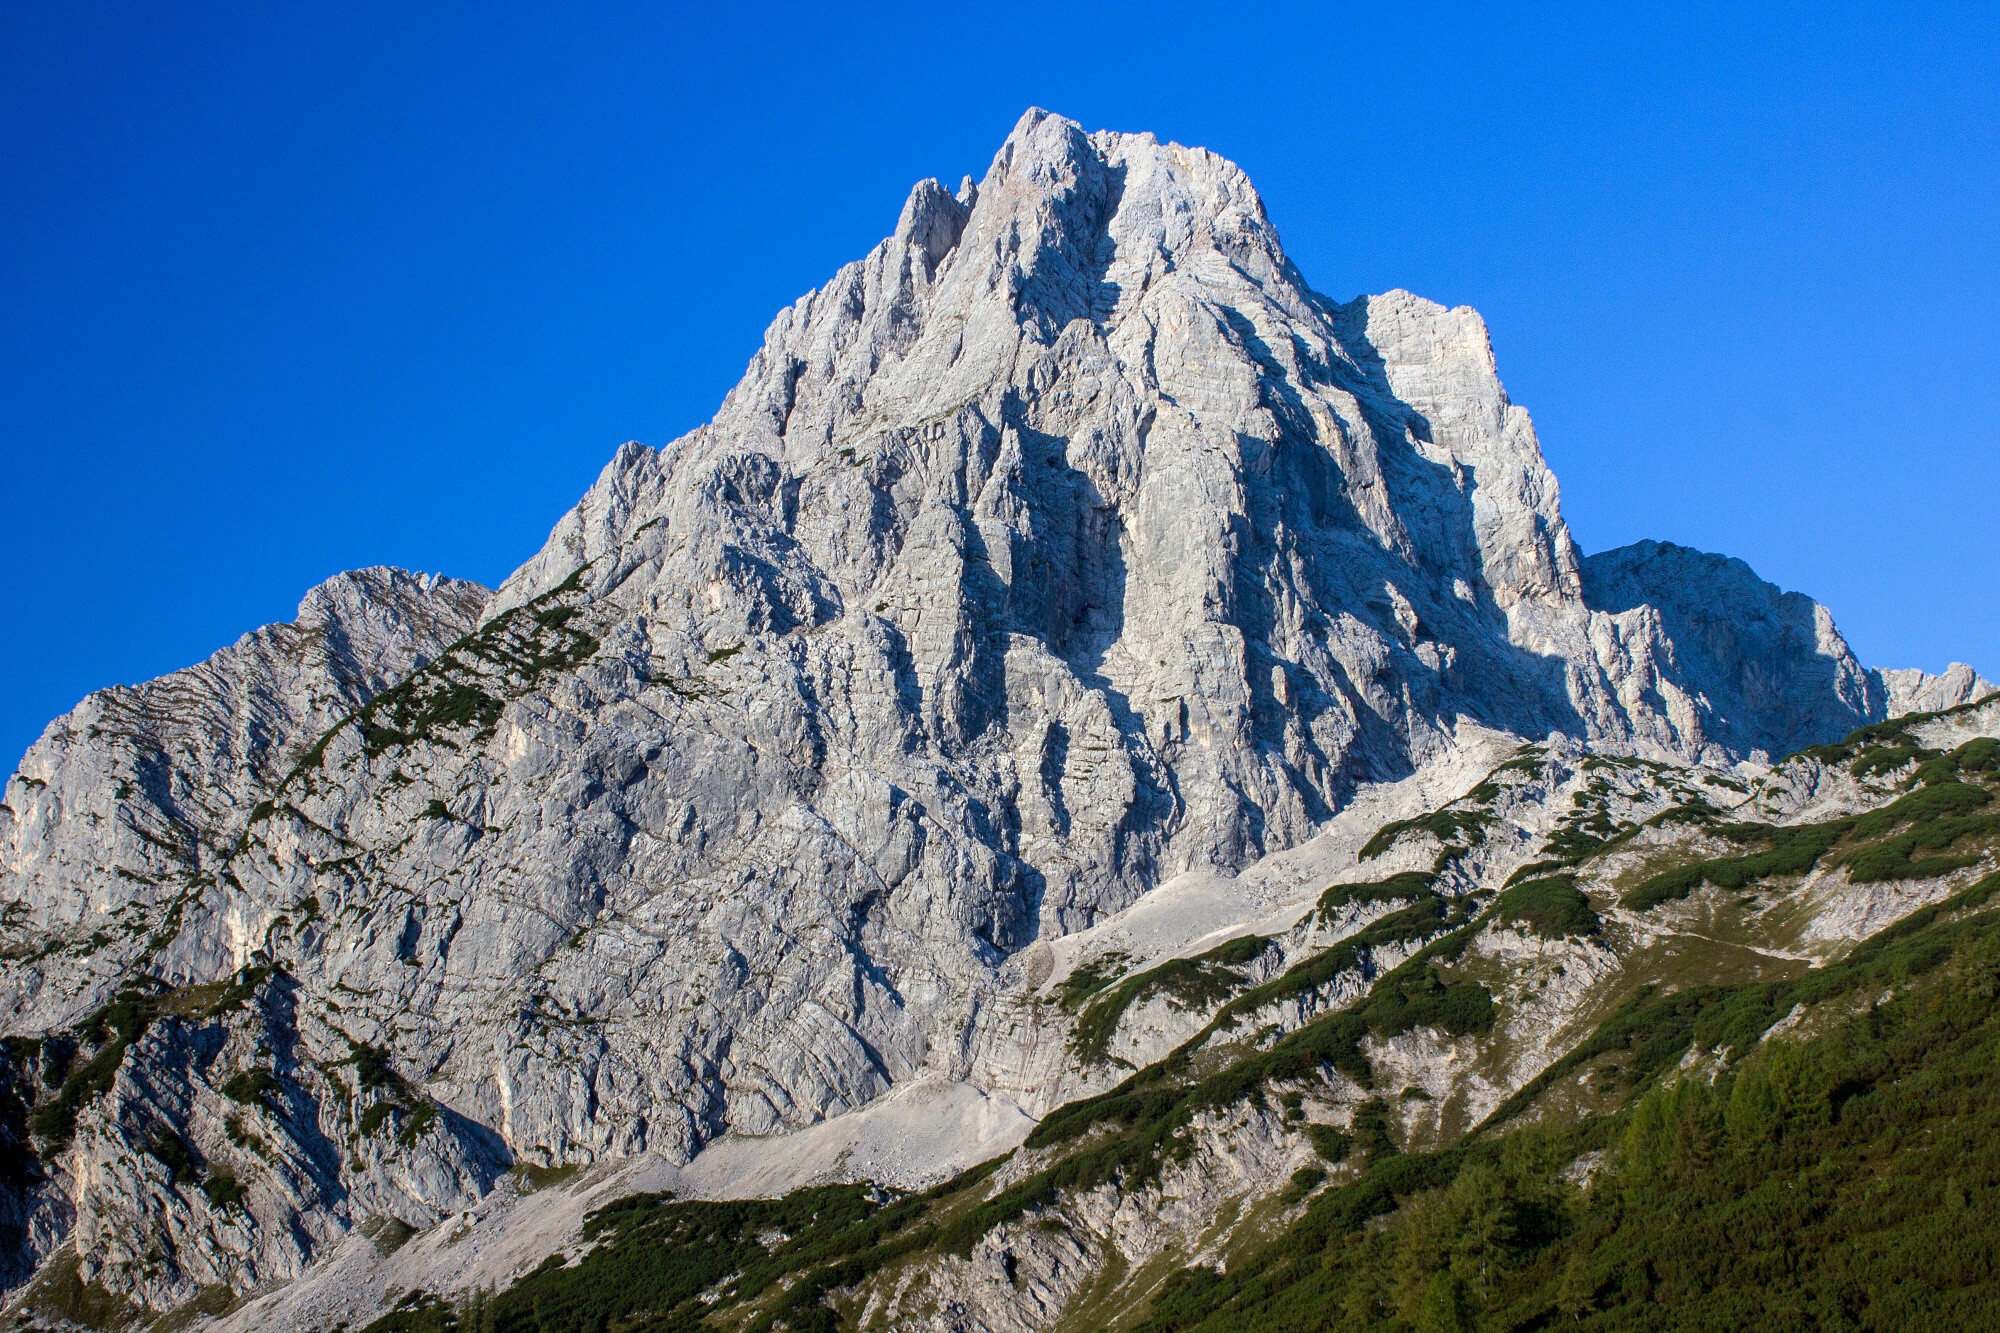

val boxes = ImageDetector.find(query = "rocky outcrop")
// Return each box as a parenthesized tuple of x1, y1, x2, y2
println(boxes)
(1578, 539, 1881, 761)
(0, 110, 1981, 1321)
(1, 568, 489, 1031)
(1878, 662, 1996, 717)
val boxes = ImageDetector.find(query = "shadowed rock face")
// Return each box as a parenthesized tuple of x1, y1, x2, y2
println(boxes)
(0, 110, 1940, 1315)
(1579, 539, 1883, 762)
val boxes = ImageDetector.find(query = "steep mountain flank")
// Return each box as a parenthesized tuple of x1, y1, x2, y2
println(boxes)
(1, 569, 488, 1031)
(0, 111, 1987, 1328)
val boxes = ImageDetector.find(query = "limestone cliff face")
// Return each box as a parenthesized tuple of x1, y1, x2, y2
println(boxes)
(0, 110, 1961, 1316)
(1, 568, 489, 1028)
(0, 568, 489, 1299)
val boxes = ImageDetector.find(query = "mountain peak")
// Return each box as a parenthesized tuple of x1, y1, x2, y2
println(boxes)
(2, 113, 1973, 1325)
(891, 176, 969, 277)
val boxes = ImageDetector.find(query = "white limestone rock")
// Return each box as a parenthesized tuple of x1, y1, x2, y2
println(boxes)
(1577, 539, 1881, 761)
(1, 568, 489, 1031)
(1878, 662, 1996, 716)
(0, 567, 488, 1300)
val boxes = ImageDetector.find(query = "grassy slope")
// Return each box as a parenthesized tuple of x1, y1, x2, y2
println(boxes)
(1131, 869, 2000, 1332)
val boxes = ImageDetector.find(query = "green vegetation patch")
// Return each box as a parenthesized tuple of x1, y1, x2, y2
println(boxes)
(1646, 799, 1725, 830)
(510, 1160, 581, 1192)
(1121, 869, 2000, 1332)
(28, 968, 270, 1155)
(1622, 820, 1852, 911)
(1213, 888, 1452, 1036)
(360, 681, 505, 757)
(1543, 810, 1627, 866)
(1951, 736, 2000, 774)
(1359, 808, 1493, 869)
(1795, 699, 1999, 781)
(267, 565, 600, 779)
(1839, 812, 2000, 884)
(8, 1250, 136, 1332)
(1622, 767, 1999, 908)
(1493, 876, 1601, 940)
(345, 1039, 439, 1148)
(1054, 951, 1133, 1013)
(1316, 871, 1435, 925)
(201, 1166, 246, 1211)
(220, 1067, 282, 1110)
(1020, 896, 1489, 1206)
(361, 1179, 966, 1333)
(1492, 750, 1547, 778)
(145, 1125, 198, 1184)
(1071, 935, 1272, 1067)
(1852, 779, 1993, 839)
(1305, 1123, 1352, 1164)
(1801, 713, 1936, 778)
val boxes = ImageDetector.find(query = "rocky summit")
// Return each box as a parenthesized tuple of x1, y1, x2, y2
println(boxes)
(2, 110, 1994, 1331)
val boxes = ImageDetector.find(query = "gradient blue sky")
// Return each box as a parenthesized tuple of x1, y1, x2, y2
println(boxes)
(5, 2, 1997, 768)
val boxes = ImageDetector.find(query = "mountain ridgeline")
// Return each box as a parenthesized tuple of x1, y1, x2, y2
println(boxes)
(1, 110, 1994, 1331)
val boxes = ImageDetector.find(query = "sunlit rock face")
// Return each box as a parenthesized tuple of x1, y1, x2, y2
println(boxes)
(1878, 661, 1996, 717)
(0, 109, 1928, 1315)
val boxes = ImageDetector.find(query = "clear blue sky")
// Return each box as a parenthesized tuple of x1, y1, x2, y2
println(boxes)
(5, 2, 1997, 768)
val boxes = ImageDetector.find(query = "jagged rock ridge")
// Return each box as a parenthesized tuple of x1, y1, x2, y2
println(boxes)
(1, 568, 489, 1024)
(0, 110, 1985, 1322)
